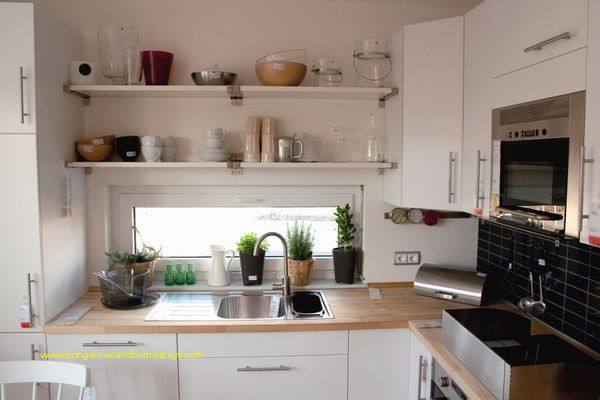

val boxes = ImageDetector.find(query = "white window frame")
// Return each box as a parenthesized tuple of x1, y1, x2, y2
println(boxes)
(110, 185, 363, 272)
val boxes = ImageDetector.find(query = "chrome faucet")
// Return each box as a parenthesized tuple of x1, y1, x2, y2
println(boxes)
(254, 232, 292, 300)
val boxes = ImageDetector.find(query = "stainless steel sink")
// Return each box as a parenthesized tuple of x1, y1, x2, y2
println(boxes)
(145, 290, 333, 321)
(216, 294, 286, 319)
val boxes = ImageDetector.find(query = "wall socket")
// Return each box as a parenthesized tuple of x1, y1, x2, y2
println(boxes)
(394, 251, 421, 266)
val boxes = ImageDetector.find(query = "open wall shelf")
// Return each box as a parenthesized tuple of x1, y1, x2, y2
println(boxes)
(63, 84, 398, 107)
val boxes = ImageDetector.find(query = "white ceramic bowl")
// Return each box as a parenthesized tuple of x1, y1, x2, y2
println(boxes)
(141, 145, 162, 162)
(141, 135, 162, 147)
(162, 136, 177, 147)
(204, 137, 225, 149)
(205, 129, 226, 140)
(161, 146, 177, 162)
(199, 147, 229, 162)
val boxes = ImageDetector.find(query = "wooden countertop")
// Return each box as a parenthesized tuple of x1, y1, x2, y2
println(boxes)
(409, 320, 496, 400)
(44, 287, 470, 334)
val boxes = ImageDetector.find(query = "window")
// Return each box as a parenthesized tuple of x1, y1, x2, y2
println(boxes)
(133, 206, 338, 258)
(111, 186, 361, 268)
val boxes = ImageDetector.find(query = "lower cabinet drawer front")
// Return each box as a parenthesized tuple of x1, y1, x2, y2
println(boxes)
(180, 355, 348, 400)
(46, 334, 178, 400)
(178, 330, 348, 357)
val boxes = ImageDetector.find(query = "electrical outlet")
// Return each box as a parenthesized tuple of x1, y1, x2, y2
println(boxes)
(394, 251, 421, 265)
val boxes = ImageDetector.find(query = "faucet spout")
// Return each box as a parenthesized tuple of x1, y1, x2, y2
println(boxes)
(254, 232, 292, 299)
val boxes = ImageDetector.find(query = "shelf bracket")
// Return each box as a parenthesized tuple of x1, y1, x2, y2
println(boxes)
(227, 85, 243, 106)
(63, 84, 91, 105)
(227, 160, 243, 175)
(378, 87, 399, 108)
(378, 162, 397, 175)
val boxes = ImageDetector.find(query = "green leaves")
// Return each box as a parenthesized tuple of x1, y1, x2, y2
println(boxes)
(334, 203, 356, 252)
(287, 221, 315, 261)
(236, 232, 269, 255)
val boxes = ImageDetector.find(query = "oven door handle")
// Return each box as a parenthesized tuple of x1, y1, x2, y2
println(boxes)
(578, 145, 594, 232)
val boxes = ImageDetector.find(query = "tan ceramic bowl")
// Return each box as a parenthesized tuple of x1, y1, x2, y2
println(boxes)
(76, 143, 114, 162)
(77, 134, 115, 146)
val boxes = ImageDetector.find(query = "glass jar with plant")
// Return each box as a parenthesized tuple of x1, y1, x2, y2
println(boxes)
(333, 203, 358, 284)
(236, 232, 269, 285)
(105, 226, 162, 286)
(287, 221, 315, 286)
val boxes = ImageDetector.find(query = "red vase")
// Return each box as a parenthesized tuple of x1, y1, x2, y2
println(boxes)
(141, 50, 174, 85)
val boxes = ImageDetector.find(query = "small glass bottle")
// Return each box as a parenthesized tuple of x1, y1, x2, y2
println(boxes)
(164, 262, 174, 286)
(186, 264, 196, 285)
(363, 112, 384, 162)
(174, 264, 186, 285)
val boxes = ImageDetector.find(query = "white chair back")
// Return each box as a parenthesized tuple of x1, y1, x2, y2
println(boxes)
(0, 361, 90, 400)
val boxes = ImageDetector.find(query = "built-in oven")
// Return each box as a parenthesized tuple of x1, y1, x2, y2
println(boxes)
(490, 92, 586, 237)
(431, 359, 467, 400)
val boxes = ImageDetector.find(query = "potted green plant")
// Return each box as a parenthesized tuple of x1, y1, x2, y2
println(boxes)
(236, 232, 269, 285)
(105, 226, 162, 285)
(287, 221, 315, 286)
(332, 203, 357, 284)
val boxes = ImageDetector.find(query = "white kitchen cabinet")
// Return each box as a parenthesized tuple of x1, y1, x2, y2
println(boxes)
(581, 0, 600, 246)
(0, 2, 35, 133)
(178, 331, 348, 400)
(0, 333, 48, 400)
(407, 332, 432, 400)
(491, 0, 588, 78)
(461, 0, 493, 217)
(0, 134, 44, 332)
(401, 16, 464, 211)
(46, 334, 178, 400)
(348, 329, 410, 400)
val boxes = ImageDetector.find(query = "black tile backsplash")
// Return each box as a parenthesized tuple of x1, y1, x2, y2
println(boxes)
(477, 220, 600, 354)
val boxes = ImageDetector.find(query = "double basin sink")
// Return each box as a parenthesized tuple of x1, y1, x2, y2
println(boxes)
(145, 291, 333, 321)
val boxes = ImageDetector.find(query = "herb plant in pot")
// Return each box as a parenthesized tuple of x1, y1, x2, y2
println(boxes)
(287, 221, 315, 286)
(333, 203, 357, 284)
(236, 232, 269, 285)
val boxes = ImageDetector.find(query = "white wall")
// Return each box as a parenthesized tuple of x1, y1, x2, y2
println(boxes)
(32, 0, 480, 282)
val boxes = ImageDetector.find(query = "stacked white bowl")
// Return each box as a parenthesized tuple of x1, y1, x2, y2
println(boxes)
(141, 135, 162, 162)
(199, 129, 230, 162)
(162, 136, 177, 162)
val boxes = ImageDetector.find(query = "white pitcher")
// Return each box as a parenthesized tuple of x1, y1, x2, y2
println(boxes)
(208, 245, 234, 287)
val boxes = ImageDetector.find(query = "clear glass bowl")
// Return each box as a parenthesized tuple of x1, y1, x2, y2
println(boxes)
(255, 49, 308, 86)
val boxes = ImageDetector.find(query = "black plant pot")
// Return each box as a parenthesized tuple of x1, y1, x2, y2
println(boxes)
(332, 248, 357, 284)
(239, 250, 265, 286)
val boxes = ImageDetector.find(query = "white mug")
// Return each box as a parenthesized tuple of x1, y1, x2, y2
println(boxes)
(142, 146, 162, 162)
(141, 135, 162, 147)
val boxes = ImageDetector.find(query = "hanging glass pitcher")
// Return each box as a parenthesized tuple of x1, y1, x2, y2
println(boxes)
(353, 37, 391, 88)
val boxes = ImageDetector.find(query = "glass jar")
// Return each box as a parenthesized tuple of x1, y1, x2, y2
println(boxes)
(363, 112, 385, 162)
(353, 37, 391, 88)
(98, 25, 139, 85)
(311, 57, 343, 87)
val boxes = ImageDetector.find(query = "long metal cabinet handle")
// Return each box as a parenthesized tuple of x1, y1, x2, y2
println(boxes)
(26, 273, 36, 326)
(82, 341, 139, 347)
(475, 150, 487, 209)
(524, 32, 571, 52)
(19, 67, 29, 124)
(416, 355, 428, 400)
(448, 151, 456, 203)
(578, 146, 594, 232)
(237, 365, 292, 372)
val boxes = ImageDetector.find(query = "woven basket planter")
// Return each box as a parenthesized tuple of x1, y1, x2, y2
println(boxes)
(288, 258, 314, 286)
(126, 260, 155, 287)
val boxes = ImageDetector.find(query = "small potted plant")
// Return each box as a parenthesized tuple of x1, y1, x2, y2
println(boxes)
(333, 203, 357, 284)
(236, 232, 269, 285)
(287, 221, 315, 286)
(105, 226, 161, 286)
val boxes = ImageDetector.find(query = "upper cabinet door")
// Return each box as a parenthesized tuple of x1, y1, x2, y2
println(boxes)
(462, 0, 493, 217)
(402, 16, 464, 211)
(492, 0, 588, 78)
(0, 3, 35, 133)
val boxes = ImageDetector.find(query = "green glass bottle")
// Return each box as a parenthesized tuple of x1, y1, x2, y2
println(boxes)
(186, 264, 196, 285)
(164, 262, 175, 286)
(174, 264, 186, 285)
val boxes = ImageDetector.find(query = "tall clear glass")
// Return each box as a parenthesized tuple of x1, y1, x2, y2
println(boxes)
(98, 25, 139, 85)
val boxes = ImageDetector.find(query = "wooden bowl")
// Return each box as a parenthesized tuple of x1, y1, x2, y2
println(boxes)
(76, 143, 114, 162)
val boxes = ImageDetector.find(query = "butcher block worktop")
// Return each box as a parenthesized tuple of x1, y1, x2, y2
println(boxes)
(45, 287, 469, 334)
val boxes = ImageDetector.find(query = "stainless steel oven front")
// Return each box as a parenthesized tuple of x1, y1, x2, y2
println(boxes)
(431, 358, 468, 400)
(490, 92, 586, 237)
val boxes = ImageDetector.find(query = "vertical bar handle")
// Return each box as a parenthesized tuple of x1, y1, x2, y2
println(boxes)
(416, 355, 428, 400)
(475, 150, 487, 210)
(578, 146, 594, 232)
(26, 273, 36, 326)
(19, 67, 29, 124)
(448, 151, 456, 203)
